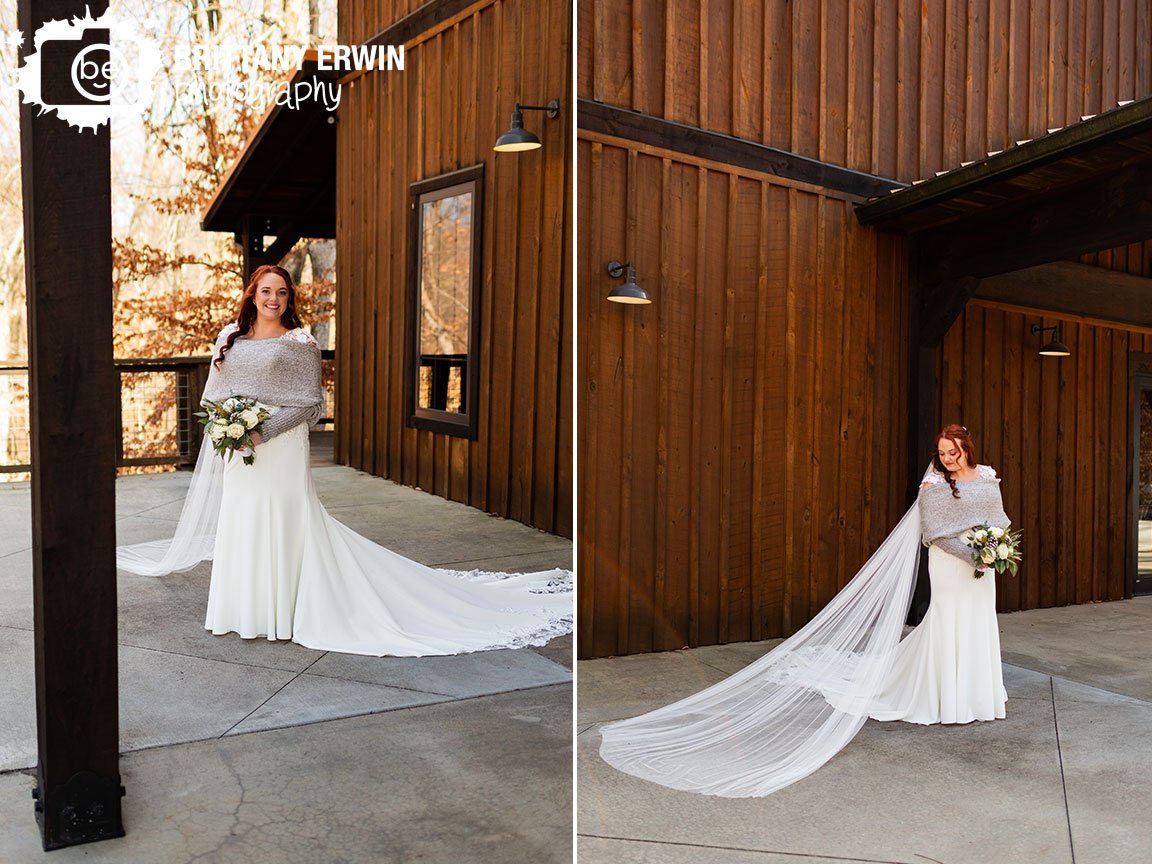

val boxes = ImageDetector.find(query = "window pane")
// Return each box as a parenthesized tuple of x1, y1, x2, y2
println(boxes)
(417, 190, 472, 414)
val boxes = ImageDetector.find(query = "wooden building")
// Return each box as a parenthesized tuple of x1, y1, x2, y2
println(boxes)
(578, 1, 1152, 658)
(206, 0, 572, 537)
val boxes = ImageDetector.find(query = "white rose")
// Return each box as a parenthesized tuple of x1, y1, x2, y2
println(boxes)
(226, 422, 246, 440)
(989, 526, 1004, 539)
(223, 398, 238, 412)
(209, 423, 226, 441)
(980, 549, 996, 564)
(974, 529, 988, 543)
(240, 408, 261, 428)
(997, 543, 1011, 559)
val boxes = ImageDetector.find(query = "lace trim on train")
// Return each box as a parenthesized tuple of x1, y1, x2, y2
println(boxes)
(441, 568, 573, 593)
(437, 567, 574, 650)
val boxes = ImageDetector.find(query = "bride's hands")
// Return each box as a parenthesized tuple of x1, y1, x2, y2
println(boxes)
(236, 431, 262, 458)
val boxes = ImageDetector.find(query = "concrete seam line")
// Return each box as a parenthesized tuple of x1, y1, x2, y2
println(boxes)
(1051, 677, 1077, 864)
(218, 650, 330, 737)
(116, 639, 315, 675)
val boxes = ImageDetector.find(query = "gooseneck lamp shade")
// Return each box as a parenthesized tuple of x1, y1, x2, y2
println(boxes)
(494, 100, 561, 152)
(494, 109, 542, 152)
(1030, 324, 1071, 356)
(1039, 336, 1071, 357)
(606, 260, 651, 304)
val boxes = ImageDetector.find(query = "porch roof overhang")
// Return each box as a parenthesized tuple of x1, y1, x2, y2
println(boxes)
(856, 95, 1152, 239)
(854, 96, 1152, 345)
(854, 96, 1152, 506)
(200, 59, 339, 241)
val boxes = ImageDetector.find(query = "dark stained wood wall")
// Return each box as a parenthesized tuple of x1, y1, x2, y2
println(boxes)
(1081, 241, 1152, 275)
(579, 0, 1152, 657)
(579, 0, 1152, 183)
(938, 302, 1152, 612)
(337, 0, 573, 537)
(578, 138, 909, 658)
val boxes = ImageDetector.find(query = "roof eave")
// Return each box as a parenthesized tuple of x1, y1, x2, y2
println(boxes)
(855, 96, 1152, 229)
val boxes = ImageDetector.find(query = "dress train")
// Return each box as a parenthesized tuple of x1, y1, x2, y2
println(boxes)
(201, 421, 571, 657)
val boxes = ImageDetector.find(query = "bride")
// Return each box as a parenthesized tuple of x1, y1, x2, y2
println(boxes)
(117, 265, 571, 657)
(598, 424, 1012, 797)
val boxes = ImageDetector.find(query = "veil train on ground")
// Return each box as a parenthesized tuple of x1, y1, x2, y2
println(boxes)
(116, 432, 226, 577)
(598, 498, 925, 798)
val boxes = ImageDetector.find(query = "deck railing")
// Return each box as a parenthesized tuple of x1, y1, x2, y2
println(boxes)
(0, 351, 335, 475)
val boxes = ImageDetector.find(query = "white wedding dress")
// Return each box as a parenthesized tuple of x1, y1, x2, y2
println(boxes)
(866, 544, 1007, 724)
(598, 463, 1009, 797)
(202, 418, 571, 656)
(117, 332, 571, 658)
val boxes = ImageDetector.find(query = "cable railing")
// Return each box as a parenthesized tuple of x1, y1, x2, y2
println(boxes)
(0, 351, 335, 477)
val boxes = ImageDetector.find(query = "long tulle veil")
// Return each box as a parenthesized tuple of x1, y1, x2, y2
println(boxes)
(598, 474, 933, 798)
(116, 435, 226, 576)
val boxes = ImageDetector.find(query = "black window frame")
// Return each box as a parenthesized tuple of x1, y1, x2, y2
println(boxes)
(406, 164, 484, 439)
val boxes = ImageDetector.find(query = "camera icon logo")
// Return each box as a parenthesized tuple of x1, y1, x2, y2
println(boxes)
(16, 7, 162, 132)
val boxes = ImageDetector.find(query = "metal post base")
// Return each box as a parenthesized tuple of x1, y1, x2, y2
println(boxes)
(34, 770, 125, 851)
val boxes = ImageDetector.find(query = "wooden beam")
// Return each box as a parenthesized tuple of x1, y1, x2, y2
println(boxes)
(364, 0, 488, 48)
(975, 261, 1152, 330)
(916, 158, 1152, 284)
(920, 275, 982, 346)
(18, 0, 123, 849)
(578, 99, 905, 199)
(237, 176, 335, 279)
(260, 231, 304, 270)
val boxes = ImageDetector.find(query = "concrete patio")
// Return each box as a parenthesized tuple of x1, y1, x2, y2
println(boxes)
(0, 444, 573, 864)
(578, 596, 1152, 864)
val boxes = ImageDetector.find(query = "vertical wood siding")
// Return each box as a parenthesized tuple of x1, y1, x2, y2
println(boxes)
(579, 0, 1152, 183)
(578, 0, 1152, 657)
(578, 139, 909, 658)
(940, 304, 1152, 612)
(338, 0, 572, 537)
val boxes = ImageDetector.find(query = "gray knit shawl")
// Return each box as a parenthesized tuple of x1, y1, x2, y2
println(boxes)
(201, 334, 324, 411)
(918, 476, 1010, 551)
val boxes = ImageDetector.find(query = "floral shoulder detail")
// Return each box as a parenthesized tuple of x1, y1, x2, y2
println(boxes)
(283, 328, 319, 347)
(977, 464, 999, 480)
(920, 469, 946, 488)
(216, 321, 239, 343)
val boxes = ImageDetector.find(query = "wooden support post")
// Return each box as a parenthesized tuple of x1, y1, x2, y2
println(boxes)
(906, 248, 941, 626)
(18, 0, 124, 849)
(239, 214, 277, 280)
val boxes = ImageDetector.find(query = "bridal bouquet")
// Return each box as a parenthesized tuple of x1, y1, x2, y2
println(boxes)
(195, 396, 272, 465)
(962, 523, 1022, 578)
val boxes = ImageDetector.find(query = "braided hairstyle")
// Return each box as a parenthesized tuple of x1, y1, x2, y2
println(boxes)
(931, 424, 978, 499)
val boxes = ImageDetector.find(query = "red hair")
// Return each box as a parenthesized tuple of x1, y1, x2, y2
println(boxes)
(932, 424, 978, 498)
(214, 265, 304, 368)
